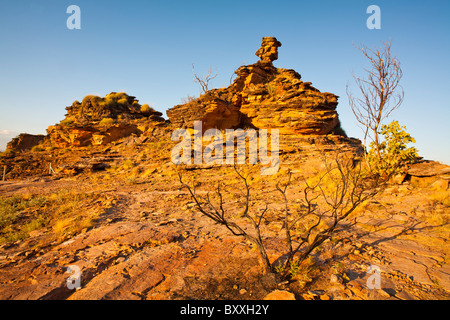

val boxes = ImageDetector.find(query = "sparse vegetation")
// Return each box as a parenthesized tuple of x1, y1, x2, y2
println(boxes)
(367, 120, 418, 177)
(0, 191, 112, 244)
(179, 154, 386, 278)
(60, 119, 74, 127)
(31, 145, 45, 152)
(192, 63, 218, 94)
(99, 117, 115, 126)
(181, 95, 197, 104)
(347, 40, 404, 154)
(140, 103, 151, 113)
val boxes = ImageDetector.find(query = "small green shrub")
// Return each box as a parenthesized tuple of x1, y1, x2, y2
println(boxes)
(99, 118, 115, 126)
(367, 120, 418, 177)
(0, 195, 48, 231)
(81, 95, 102, 108)
(266, 83, 276, 97)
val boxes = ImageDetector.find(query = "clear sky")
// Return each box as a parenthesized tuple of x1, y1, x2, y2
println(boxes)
(0, 0, 449, 164)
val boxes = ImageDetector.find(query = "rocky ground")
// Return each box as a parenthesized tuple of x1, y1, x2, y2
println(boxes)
(0, 153, 448, 300)
(0, 36, 448, 300)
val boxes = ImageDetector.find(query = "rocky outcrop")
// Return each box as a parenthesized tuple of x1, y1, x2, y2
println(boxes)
(64, 92, 164, 124)
(255, 36, 282, 63)
(166, 92, 242, 131)
(6, 134, 46, 152)
(47, 124, 143, 148)
(166, 36, 357, 154)
(46, 92, 166, 148)
(407, 161, 450, 177)
(47, 125, 97, 147)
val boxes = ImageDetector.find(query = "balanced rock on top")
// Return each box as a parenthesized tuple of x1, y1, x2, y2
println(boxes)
(255, 36, 282, 63)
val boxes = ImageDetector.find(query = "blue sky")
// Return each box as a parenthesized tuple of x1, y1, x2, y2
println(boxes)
(0, 0, 449, 164)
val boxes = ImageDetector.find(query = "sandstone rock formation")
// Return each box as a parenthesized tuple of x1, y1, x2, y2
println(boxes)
(64, 92, 162, 124)
(407, 160, 450, 189)
(4, 37, 363, 178)
(6, 92, 167, 151)
(7, 38, 358, 156)
(167, 37, 357, 155)
(46, 92, 166, 148)
(6, 133, 46, 152)
(255, 36, 282, 63)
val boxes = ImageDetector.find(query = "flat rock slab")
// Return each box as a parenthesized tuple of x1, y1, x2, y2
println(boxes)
(408, 161, 450, 177)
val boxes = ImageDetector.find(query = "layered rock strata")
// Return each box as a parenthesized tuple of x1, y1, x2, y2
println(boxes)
(167, 36, 358, 155)
(46, 92, 166, 148)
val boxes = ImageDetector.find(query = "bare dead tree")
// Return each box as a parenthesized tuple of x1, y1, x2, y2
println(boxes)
(275, 154, 384, 278)
(346, 41, 404, 157)
(179, 155, 385, 279)
(178, 164, 272, 273)
(192, 63, 218, 94)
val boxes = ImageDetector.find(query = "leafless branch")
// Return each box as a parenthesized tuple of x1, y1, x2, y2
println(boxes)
(275, 153, 385, 278)
(179, 153, 386, 279)
(347, 40, 404, 156)
(178, 164, 272, 273)
(192, 63, 218, 94)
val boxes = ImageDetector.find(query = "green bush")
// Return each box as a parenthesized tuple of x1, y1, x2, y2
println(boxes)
(0, 195, 48, 231)
(81, 95, 102, 108)
(60, 119, 74, 127)
(367, 120, 418, 177)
